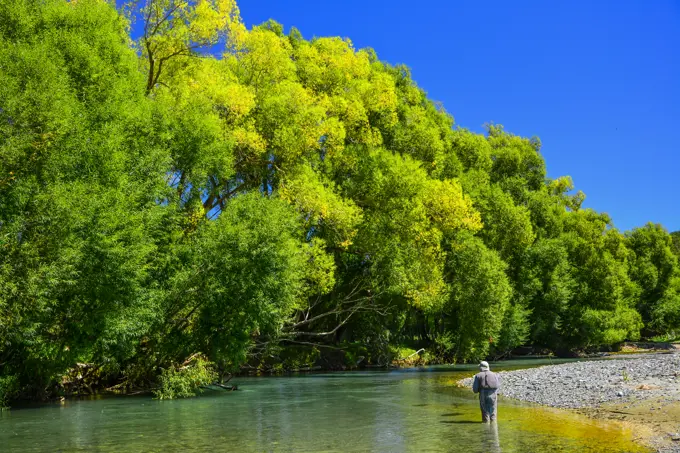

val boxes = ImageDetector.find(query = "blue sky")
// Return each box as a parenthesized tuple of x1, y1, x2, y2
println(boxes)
(235, 0, 679, 233)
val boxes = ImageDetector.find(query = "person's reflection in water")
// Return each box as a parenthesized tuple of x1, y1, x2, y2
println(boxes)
(483, 421, 502, 453)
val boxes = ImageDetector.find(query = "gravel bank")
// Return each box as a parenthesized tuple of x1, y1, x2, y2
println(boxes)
(459, 352, 680, 452)
(459, 353, 680, 408)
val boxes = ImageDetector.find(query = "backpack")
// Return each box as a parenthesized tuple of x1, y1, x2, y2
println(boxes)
(479, 371, 499, 389)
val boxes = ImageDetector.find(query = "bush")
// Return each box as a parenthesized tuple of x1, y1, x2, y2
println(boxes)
(0, 375, 19, 408)
(153, 354, 217, 400)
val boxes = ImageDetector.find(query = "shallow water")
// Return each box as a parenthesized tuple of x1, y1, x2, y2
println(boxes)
(0, 360, 649, 452)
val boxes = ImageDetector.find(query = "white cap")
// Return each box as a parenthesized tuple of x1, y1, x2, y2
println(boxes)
(479, 361, 490, 371)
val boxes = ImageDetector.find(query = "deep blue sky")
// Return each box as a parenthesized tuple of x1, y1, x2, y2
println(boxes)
(236, 0, 679, 233)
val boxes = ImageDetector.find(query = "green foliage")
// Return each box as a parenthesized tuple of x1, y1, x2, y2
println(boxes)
(670, 232, 680, 258)
(516, 211, 643, 351)
(491, 301, 532, 358)
(154, 355, 218, 400)
(0, 0, 675, 404)
(162, 193, 309, 371)
(460, 169, 534, 262)
(0, 375, 19, 408)
(650, 332, 680, 343)
(437, 235, 512, 362)
(0, 0, 169, 398)
(626, 224, 680, 334)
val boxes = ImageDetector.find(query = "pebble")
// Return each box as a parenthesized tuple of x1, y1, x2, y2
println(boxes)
(458, 352, 680, 453)
(459, 353, 680, 410)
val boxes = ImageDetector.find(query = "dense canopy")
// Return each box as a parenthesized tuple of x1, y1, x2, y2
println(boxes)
(0, 0, 678, 402)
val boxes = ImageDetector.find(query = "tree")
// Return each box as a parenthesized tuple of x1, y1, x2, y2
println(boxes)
(138, 0, 244, 94)
(670, 231, 680, 258)
(0, 0, 170, 398)
(626, 224, 680, 334)
(1, 0, 675, 403)
(436, 234, 512, 362)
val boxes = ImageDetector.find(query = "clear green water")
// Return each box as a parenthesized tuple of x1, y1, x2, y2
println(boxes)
(0, 360, 649, 452)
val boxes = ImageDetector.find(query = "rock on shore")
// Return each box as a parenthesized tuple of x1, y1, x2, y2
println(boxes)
(459, 352, 680, 452)
(459, 353, 680, 409)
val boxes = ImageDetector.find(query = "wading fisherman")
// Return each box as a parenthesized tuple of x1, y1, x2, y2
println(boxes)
(472, 361, 500, 422)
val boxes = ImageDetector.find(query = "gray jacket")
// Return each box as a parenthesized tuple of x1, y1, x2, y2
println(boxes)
(473, 370, 500, 393)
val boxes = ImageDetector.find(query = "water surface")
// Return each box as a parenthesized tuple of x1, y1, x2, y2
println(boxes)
(0, 360, 649, 452)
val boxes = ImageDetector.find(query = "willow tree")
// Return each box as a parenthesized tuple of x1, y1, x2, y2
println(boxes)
(626, 224, 680, 335)
(0, 0, 170, 398)
(138, 0, 245, 94)
(2, 0, 674, 404)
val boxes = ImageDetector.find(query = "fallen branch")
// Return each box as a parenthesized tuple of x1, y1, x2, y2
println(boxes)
(281, 340, 344, 349)
(405, 348, 425, 360)
(395, 348, 425, 362)
(212, 382, 238, 391)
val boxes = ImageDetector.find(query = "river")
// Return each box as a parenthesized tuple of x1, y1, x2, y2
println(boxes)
(0, 359, 649, 452)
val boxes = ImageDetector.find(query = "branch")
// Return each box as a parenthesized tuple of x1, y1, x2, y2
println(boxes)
(290, 310, 355, 337)
(395, 348, 425, 362)
(148, 1, 182, 39)
(143, 0, 154, 38)
(158, 46, 195, 64)
(207, 207, 221, 221)
(211, 382, 238, 391)
(286, 309, 344, 330)
(205, 181, 249, 212)
(179, 352, 203, 368)
(152, 58, 165, 90)
(145, 39, 155, 95)
(203, 176, 219, 213)
(280, 340, 344, 350)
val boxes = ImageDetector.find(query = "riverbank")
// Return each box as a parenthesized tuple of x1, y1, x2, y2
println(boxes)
(458, 350, 680, 452)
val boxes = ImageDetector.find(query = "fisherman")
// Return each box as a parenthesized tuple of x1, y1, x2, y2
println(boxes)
(472, 361, 500, 422)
